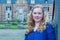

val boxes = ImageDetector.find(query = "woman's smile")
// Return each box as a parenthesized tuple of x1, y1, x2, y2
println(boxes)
(35, 16, 41, 19)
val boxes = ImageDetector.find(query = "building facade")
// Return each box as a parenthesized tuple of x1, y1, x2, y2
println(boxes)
(0, 0, 54, 22)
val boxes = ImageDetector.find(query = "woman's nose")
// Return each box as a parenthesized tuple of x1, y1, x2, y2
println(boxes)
(36, 13, 39, 16)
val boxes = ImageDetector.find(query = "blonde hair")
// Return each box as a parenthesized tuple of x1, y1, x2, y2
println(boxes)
(26, 5, 46, 34)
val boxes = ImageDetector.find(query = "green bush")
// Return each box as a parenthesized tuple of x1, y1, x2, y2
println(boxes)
(10, 24, 18, 29)
(0, 24, 5, 28)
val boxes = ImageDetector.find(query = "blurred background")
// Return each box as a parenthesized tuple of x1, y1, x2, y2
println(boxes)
(0, 0, 58, 40)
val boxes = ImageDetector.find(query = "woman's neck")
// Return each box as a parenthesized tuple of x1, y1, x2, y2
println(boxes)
(34, 22, 40, 32)
(35, 22, 40, 27)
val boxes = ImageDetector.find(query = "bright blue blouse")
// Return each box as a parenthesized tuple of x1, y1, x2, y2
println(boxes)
(25, 22, 55, 40)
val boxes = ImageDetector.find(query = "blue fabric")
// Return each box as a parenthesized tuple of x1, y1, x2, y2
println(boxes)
(25, 22, 55, 40)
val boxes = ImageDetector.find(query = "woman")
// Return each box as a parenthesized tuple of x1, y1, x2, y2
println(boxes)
(25, 5, 55, 40)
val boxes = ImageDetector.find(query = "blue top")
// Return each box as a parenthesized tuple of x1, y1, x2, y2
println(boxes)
(25, 22, 55, 40)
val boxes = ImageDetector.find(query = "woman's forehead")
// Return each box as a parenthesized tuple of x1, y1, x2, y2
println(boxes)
(33, 8, 43, 12)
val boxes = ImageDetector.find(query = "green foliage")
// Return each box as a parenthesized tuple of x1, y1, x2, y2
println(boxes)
(10, 24, 18, 29)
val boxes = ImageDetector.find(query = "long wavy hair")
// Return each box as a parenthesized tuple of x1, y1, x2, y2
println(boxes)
(26, 5, 46, 34)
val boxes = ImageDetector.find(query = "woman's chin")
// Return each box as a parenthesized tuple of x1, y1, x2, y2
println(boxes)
(34, 20, 40, 22)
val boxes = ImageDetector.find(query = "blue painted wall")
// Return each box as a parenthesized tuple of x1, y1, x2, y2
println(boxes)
(0, 0, 17, 4)
(0, 0, 7, 4)
(0, 0, 54, 4)
(26, 0, 54, 4)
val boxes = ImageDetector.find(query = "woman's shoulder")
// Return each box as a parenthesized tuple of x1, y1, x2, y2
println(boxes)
(46, 22, 54, 33)
(46, 22, 53, 27)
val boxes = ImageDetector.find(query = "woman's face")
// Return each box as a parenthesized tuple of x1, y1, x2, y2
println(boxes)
(32, 7, 43, 22)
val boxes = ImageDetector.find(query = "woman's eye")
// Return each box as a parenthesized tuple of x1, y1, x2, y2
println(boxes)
(38, 13, 41, 14)
(34, 12, 36, 14)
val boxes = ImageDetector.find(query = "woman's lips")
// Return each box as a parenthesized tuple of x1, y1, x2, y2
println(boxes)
(35, 17, 40, 19)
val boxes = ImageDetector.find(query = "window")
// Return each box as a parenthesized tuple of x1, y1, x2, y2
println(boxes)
(6, 6, 11, 10)
(6, 12, 12, 20)
(16, 0, 19, 4)
(6, 6, 12, 20)
(23, 0, 26, 4)
(31, 0, 35, 4)
(8, 13, 10, 18)
(44, 0, 48, 3)
(7, 0, 11, 4)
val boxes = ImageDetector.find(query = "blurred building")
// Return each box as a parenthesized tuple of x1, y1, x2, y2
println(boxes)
(0, 0, 54, 22)
(0, 0, 29, 22)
